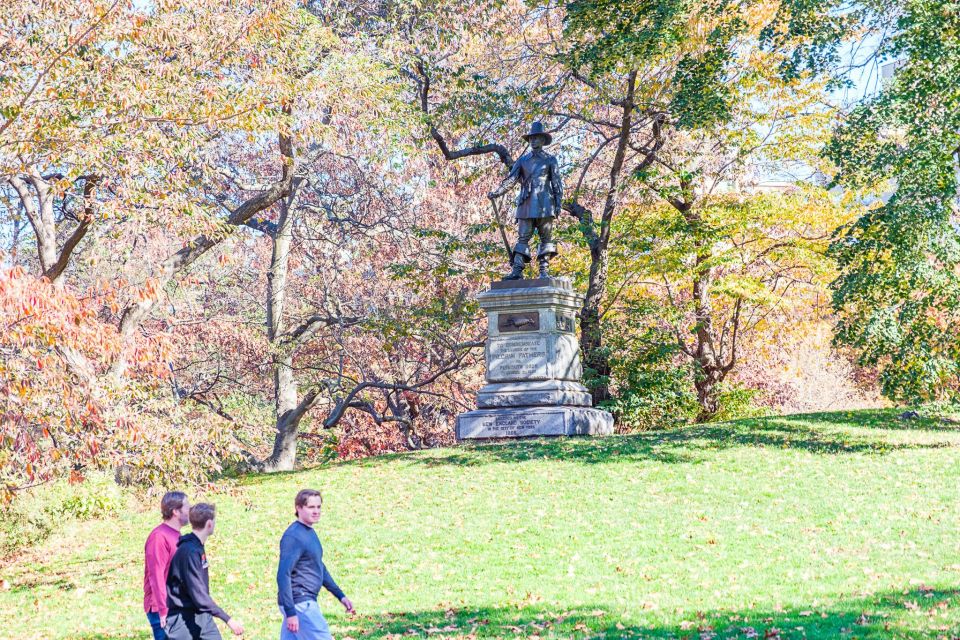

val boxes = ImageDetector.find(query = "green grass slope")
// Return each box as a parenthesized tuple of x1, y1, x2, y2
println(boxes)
(6, 409, 960, 639)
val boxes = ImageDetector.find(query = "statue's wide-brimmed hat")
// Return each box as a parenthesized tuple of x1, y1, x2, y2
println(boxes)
(522, 121, 553, 145)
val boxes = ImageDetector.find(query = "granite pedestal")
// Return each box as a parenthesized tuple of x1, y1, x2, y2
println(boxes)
(456, 278, 614, 439)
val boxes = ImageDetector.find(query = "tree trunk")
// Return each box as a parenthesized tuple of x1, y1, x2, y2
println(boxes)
(262, 354, 301, 472)
(578, 70, 637, 405)
(262, 188, 301, 472)
(694, 369, 723, 422)
(691, 248, 724, 421)
(30, 173, 57, 274)
(8, 173, 56, 274)
(580, 242, 611, 404)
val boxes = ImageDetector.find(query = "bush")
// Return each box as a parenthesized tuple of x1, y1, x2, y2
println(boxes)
(604, 367, 700, 431)
(913, 401, 960, 421)
(598, 320, 700, 431)
(0, 473, 126, 556)
(592, 304, 771, 428)
(711, 384, 773, 422)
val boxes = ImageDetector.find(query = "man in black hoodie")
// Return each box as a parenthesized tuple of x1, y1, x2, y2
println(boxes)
(165, 503, 244, 639)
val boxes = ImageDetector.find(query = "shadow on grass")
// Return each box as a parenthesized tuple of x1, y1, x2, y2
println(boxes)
(792, 408, 960, 432)
(7, 558, 120, 594)
(402, 409, 960, 467)
(233, 409, 960, 485)
(328, 587, 960, 639)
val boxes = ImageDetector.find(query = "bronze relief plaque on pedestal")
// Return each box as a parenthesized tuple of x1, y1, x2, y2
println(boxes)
(498, 311, 540, 333)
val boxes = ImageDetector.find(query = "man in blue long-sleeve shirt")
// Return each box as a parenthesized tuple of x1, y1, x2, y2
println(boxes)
(277, 489, 354, 639)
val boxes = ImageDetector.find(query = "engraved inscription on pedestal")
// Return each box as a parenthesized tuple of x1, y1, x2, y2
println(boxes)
(498, 311, 540, 333)
(487, 335, 549, 380)
(458, 410, 567, 438)
(456, 279, 614, 439)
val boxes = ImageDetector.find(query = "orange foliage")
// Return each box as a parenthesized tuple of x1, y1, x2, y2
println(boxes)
(0, 266, 234, 502)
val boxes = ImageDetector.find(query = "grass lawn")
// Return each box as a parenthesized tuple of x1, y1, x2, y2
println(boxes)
(5, 408, 960, 639)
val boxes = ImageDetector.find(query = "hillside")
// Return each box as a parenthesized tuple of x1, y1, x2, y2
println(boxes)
(7, 409, 960, 639)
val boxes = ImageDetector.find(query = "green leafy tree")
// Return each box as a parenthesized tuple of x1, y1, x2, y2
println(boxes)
(559, 187, 846, 422)
(826, 1, 960, 401)
(773, 0, 960, 401)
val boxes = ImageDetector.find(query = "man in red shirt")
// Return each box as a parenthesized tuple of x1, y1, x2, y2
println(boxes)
(144, 491, 190, 639)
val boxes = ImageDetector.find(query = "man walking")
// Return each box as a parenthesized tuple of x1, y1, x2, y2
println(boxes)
(277, 489, 354, 639)
(165, 503, 244, 639)
(144, 491, 190, 639)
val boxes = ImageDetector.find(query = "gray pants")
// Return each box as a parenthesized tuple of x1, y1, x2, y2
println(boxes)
(280, 600, 332, 640)
(165, 611, 223, 640)
(514, 217, 556, 261)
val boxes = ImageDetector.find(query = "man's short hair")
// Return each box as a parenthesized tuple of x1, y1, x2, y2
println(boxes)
(295, 489, 322, 515)
(161, 491, 187, 520)
(189, 503, 216, 530)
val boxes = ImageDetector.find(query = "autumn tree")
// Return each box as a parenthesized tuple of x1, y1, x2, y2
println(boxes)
(1, 0, 295, 283)
(0, 1, 356, 487)
(397, 0, 841, 416)
(0, 263, 246, 502)
(150, 3, 492, 471)
(576, 187, 848, 423)
(167, 144, 490, 469)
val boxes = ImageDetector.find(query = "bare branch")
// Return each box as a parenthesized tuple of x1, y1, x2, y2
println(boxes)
(282, 313, 363, 349)
(410, 61, 514, 169)
(319, 339, 483, 430)
(244, 216, 278, 235)
(111, 102, 296, 376)
(44, 175, 100, 283)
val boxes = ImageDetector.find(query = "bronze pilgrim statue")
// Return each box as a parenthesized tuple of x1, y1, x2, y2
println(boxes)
(488, 121, 564, 280)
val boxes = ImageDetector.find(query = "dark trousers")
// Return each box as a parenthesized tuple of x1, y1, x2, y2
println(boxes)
(147, 612, 167, 640)
(165, 611, 223, 640)
(514, 217, 555, 260)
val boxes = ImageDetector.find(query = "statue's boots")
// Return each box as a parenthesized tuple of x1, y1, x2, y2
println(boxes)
(538, 256, 550, 279)
(504, 254, 525, 280)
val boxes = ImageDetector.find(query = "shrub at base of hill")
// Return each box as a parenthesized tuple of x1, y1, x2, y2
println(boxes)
(603, 365, 699, 432)
(598, 318, 772, 429)
(711, 384, 773, 422)
(0, 473, 126, 556)
(596, 325, 700, 431)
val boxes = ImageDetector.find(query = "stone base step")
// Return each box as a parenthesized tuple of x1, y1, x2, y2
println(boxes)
(476, 380, 592, 408)
(456, 406, 614, 440)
